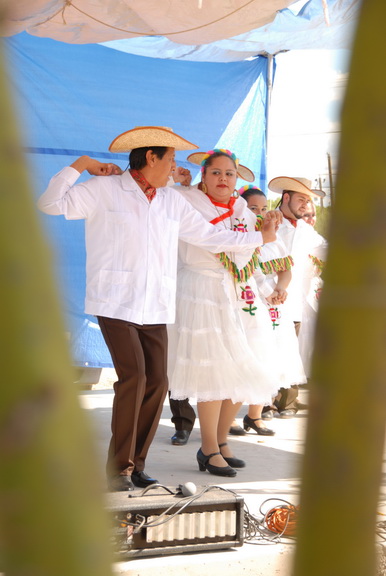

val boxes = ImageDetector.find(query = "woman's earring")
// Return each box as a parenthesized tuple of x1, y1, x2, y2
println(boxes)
(201, 182, 208, 194)
(232, 189, 239, 198)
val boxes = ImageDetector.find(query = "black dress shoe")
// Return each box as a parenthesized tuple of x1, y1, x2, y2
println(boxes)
(131, 470, 159, 488)
(107, 474, 134, 492)
(278, 409, 297, 418)
(196, 448, 237, 477)
(228, 424, 246, 436)
(261, 410, 275, 420)
(171, 430, 191, 446)
(243, 415, 275, 436)
(219, 442, 246, 468)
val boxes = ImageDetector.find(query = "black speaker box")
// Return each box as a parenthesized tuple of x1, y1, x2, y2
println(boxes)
(106, 485, 244, 558)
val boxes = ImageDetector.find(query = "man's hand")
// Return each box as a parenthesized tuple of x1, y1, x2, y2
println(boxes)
(71, 155, 123, 176)
(172, 166, 192, 186)
(87, 160, 123, 176)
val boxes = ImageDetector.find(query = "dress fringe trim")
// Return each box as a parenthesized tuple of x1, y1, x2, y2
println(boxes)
(214, 215, 265, 282)
(308, 254, 324, 273)
(259, 255, 294, 275)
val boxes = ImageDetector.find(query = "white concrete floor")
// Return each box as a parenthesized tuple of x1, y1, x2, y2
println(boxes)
(79, 379, 308, 575)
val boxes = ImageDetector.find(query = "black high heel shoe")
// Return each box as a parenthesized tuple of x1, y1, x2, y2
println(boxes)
(219, 442, 246, 468)
(196, 448, 237, 477)
(229, 424, 246, 436)
(243, 415, 275, 436)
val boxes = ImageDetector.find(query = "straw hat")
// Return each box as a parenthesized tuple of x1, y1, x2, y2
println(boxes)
(268, 176, 325, 199)
(109, 126, 199, 153)
(187, 150, 255, 183)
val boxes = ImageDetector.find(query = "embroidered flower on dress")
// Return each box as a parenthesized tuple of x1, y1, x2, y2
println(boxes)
(233, 218, 247, 232)
(315, 287, 323, 301)
(268, 307, 281, 330)
(241, 285, 257, 316)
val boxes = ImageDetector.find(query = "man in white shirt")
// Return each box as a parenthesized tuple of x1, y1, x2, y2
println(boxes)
(264, 176, 328, 418)
(38, 126, 281, 491)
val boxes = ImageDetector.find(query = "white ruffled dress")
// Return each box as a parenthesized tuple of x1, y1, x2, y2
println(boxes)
(258, 242, 307, 388)
(168, 187, 279, 405)
(297, 254, 324, 377)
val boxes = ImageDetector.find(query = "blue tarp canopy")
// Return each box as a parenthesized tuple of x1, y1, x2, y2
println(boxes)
(2, 0, 359, 368)
(4, 32, 269, 367)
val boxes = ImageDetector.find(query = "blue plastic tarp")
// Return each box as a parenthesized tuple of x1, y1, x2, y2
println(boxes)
(4, 32, 270, 367)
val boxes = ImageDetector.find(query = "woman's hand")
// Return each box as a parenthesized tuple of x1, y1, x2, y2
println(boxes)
(275, 288, 288, 304)
(265, 210, 283, 231)
(266, 291, 279, 305)
(260, 217, 277, 243)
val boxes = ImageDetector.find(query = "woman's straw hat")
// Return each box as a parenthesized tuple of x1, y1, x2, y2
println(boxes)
(109, 126, 199, 153)
(268, 176, 325, 199)
(187, 150, 255, 183)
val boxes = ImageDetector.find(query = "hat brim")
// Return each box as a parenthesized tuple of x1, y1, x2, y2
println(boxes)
(109, 126, 199, 153)
(268, 176, 326, 199)
(187, 151, 255, 183)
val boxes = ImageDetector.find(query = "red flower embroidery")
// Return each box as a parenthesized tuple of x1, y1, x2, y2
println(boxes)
(241, 286, 255, 304)
(268, 307, 281, 330)
(241, 285, 257, 315)
(233, 218, 247, 233)
(315, 287, 323, 301)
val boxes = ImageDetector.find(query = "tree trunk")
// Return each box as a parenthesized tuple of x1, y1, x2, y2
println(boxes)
(0, 35, 114, 576)
(294, 1, 386, 575)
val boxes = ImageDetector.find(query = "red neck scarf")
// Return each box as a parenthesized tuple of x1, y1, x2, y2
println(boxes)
(208, 195, 237, 225)
(130, 169, 157, 203)
(284, 214, 298, 227)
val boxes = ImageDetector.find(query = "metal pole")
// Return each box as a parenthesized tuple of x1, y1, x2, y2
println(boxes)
(327, 152, 334, 205)
(318, 177, 324, 208)
(265, 53, 274, 192)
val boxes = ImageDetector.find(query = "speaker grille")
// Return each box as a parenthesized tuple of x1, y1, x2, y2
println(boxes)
(146, 510, 237, 543)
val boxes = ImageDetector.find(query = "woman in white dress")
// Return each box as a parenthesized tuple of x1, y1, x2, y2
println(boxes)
(228, 186, 306, 435)
(168, 149, 280, 477)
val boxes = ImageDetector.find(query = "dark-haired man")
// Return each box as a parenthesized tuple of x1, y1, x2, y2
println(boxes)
(263, 176, 328, 418)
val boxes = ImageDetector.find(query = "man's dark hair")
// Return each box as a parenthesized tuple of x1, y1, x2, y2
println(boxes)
(275, 189, 295, 209)
(129, 146, 168, 170)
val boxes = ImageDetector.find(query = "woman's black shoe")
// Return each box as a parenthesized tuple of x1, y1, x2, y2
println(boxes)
(219, 442, 246, 468)
(196, 448, 237, 477)
(228, 424, 246, 436)
(243, 415, 275, 436)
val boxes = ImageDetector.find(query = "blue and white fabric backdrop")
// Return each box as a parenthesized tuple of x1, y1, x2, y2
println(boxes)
(4, 32, 269, 367)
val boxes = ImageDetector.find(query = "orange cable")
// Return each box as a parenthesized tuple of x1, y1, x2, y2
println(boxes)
(264, 504, 299, 536)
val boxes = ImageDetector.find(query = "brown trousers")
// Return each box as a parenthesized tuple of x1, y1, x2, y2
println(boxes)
(97, 317, 168, 477)
(169, 394, 196, 432)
